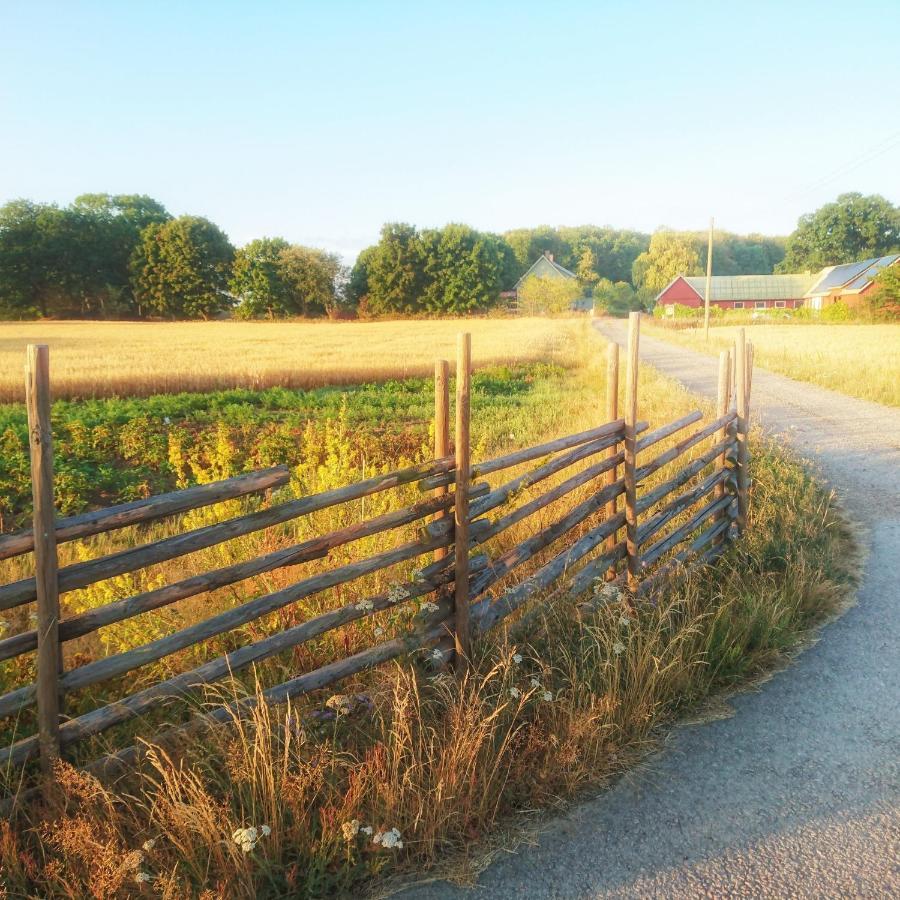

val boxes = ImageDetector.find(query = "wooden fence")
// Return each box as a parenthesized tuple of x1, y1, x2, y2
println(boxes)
(0, 314, 753, 799)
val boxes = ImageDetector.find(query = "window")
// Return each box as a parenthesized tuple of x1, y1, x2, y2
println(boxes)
(755, 301, 767, 309)
(774, 300, 786, 308)
(733, 301, 744, 309)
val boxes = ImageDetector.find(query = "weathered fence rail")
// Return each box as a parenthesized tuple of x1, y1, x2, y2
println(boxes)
(0, 314, 754, 797)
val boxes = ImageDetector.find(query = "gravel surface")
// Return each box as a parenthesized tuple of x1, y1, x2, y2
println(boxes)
(397, 320, 900, 899)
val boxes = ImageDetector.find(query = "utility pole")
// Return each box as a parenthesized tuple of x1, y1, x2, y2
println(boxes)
(704, 217, 714, 340)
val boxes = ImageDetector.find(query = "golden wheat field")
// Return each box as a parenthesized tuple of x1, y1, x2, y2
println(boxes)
(0, 317, 583, 402)
(643, 321, 900, 407)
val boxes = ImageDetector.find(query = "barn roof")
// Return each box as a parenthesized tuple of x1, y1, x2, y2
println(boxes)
(805, 254, 899, 296)
(682, 274, 815, 302)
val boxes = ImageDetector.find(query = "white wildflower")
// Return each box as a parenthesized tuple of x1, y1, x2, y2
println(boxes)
(530, 677, 541, 689)
(135, 871, 153, 884)
(374, 827, 403, 849)
(420, 601, 440, 614)
(360, 825, 374, 835)
(142, 838, 156, 852)
(412, 568, 425, 580)
(512, 653, 523, 664)
(387, 585, 410, 604)
(325, 694, 352, 715)
(509, 686, 521, 699)
(619, 615, 631, 628)
(232, 826, 259, 852)
(341, 819, 360, 841)
(260, 824, 271, 837)
(163, 416, 171, 425)
(612, 641, 626, 656)
(374, 626, 384, 637)
(355, 599, 374, 612)
(542, 691, 554, 702)
(430, 648, 444, 662)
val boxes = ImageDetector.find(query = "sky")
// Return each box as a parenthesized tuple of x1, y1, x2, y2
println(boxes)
(2, 0, 898, 260)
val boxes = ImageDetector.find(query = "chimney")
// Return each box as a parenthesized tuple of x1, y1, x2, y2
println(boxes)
(544, 251, 554, 262)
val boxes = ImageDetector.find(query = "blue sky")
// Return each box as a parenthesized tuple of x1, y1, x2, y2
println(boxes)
(2, 1, 898, 259)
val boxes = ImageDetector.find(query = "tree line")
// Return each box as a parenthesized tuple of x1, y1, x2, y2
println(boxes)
(0, 192, 896, 320)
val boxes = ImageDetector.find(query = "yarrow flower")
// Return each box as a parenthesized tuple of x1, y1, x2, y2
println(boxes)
(361, 825, 374, 836)
(355, 599, 374, 612)
(512, 653, 523, 665)
(529, 677, 541, 689)
(374, 626, 384, 637)
(142, 838, 156, 852)
(134, 871, 153, 884)
(430, 648, 444, 662)
(542, 691, 553, 702)
(420, 601, 440, 614)
(260, 825, 271, 837)
(373, 827, 403, 849)
(325, 694, 352, 715)
(341, 820, 360, 841)
(387, 585, 410, 604)
(509, 686, 521, 699)
(619, 615, 632, 628)
(612, 641, 626, 656)
(232, 826, 259, 853)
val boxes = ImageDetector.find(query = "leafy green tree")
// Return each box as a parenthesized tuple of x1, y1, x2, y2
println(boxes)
(632, 230, 702, 295)
(502, 226, 567, 280)
(278, 245, 344, 316)
(576, 246, 599, 287)
(347, 244, 376, 309)
(869, 264, 900, 319)
(364, 223, 426, 314)
(593, 279, 638, 317)
(131, 216, 234, 319)
(517, 275, 583, 314)
(778, 193, 900, 272)
(231, 237, 292, 318)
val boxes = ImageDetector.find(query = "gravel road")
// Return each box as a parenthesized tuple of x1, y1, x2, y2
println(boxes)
(398, 320, 900, 899)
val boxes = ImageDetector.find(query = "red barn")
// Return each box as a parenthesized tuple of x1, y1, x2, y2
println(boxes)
(656, 274, 815, 312)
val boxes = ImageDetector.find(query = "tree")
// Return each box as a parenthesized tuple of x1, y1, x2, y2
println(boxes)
(869, 264, 900, 319)
(593, 279, 638, 317)
(364, 223, 426, 314)
(631, 230, 702, 295)
(131, 216, 234, 319)
(576, 246, 599, 287)
(778, 193, 900, 272)
(231, 237, 292, 318)
(517, 275, 583, 314)
(278, 245, 344, 316)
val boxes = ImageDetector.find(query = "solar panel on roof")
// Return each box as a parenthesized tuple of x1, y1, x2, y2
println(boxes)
(844, 255, 899, 290)
(811, 258, 879, 292)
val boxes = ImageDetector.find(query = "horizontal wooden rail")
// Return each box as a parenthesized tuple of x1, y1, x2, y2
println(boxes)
(0, 492, 457, 665)
(0, 455, 455, 611)
(0, 530, 455, 720)
(568, 542, 627, 597)
(635, 410, 702, 453)
(636, 437, 735, 515)
(641, 494, 733, 569)
(635, 412, 736, 484)
(0, 467, 291, 562)
(637, 468, 731, 548)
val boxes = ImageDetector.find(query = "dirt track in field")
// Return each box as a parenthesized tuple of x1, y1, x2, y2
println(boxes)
(398, 319, 900, 899)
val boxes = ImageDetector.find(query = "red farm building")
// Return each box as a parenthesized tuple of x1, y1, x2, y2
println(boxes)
(655, 274, 814, 312)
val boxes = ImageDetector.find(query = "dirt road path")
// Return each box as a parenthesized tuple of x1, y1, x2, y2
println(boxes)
(400, 320, 900, 898)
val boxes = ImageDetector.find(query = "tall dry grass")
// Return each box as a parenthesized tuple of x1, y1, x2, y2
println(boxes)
(642, 320, 900, 407)
(0, 318, 583, 402)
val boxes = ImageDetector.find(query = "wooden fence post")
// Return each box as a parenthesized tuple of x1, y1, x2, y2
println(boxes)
(453, 334, 471, 672)
(603, 341, 620, 581)
(25, 344, 62, 778)
(432, 360, 450, 565)
(623, 312, 641, 592)
(714, 349, 731, 543)
(735, 329, 750, 531)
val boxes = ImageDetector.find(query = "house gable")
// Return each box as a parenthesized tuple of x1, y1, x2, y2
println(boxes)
(515, 252, 578, 290)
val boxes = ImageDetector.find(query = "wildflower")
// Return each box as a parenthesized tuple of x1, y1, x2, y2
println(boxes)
(430, 648, 444, 662)
(612, 641, 626, 656)
(142, 838, 156, 852)
(420, 601, 440, 614)
(512, 653, 523, 664)
(135, 871, 153, 884)
(530, 677, 541, 689)
(619, 615, 631, 628)
(355, 599, 374, 612)
(341, 820, 360, 841)
(360, 825, 374, 835)
(260, 825, 271, 837)
(542, 691, 553, 702)
(509, 686, 521, 699)
(374, 626, 384, 637)
(373, 827, 403, 849)
(232, 826, 259, 852)
(163, 416, 171, 425)
(387, 585, 410, 604)
(412, 568, 425, 581)
(325, 694, 352, 715)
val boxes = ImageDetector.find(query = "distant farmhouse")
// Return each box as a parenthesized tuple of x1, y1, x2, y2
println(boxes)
(507, 252, 592, 311)
(655, 254, 899, 313)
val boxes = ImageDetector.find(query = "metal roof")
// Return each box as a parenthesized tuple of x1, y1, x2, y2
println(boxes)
(806, 254, 899, 295)
(682, 274, 816, 302)
(514, 254, 578, 289)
